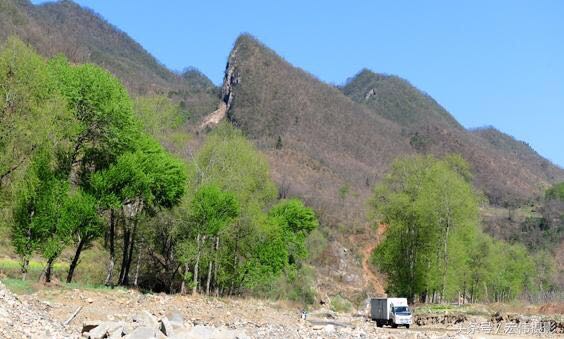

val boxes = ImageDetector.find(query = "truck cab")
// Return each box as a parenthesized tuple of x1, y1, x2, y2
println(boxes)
(390, 304, 412, 328)
(370, 297, 413, 328)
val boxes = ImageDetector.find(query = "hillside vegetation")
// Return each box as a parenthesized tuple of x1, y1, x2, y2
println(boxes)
(224, 34, 412, 227)
(372, 155, 560, 303)
(0, 39, 321, 303)
(0, 0, 219, 121)
(0, 0, 562, 307)
(342, 69, 564, 205)
(221, 34, 564, 227)
(341, 69, 462, 129)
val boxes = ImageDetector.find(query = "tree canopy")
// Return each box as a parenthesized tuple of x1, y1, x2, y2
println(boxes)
(371, 155, 545, 303)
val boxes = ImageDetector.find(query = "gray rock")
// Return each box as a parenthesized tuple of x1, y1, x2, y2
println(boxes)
(165, 310, 184, 324)
(169, 325, 248, 339)
(86, 321, 123, 339)
(188, 325, 219, 338)
(125, 326, 156, 339)
(159, 317, 174, 337)
(82, 321, 102, 334)
(132, 310, 159, 329)
(108, 326, 125, 339)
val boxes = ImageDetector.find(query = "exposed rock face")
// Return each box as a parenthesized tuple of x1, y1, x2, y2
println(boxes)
(222, 43, 241, 114)
(197, 42, 240, 131)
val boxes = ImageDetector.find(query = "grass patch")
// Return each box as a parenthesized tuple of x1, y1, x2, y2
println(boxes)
(1, 278, 34, 294)
(330, 294, 353, 313)
(0, 258, 68, 281)
(1, 278, 122, 296)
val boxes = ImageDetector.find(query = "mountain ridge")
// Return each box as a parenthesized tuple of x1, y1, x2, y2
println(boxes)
(222, 34, 564, 211)
(0, 0, 219, 120)
(2, 0, 562, 220)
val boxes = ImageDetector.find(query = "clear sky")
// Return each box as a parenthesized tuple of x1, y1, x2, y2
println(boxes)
(33, 0, 564, 167)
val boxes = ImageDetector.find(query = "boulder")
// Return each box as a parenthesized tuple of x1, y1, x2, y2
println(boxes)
(165, 310, 184, 325)
(323, 324, 336, 333)
(125, 326, 157, 339)
(133, 310, 159, 329)
(82, 321, 102, 334)
(86, 321, 123, 339)
(159, 317, 175, 337)
(168, 325, 247, 339)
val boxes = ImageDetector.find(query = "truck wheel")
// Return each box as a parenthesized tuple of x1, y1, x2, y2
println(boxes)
(376, 321, 383, 328)
(391, 324, 398, 328)
(405, 325, 410, 329)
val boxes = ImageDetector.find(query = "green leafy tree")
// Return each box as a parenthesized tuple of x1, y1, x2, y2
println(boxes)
(546, 182, 564, 201)
(12, 147, 70, 282)
(91, 136, 187, 285)
(371, 155, 480, 302)
(133, 95, 190, 153)
(268, 198, 318, 263)
(11, 148, 53, 280)
(183, 184, 239, 294)
(0, 38, 70, 188)
(182, 123, 277, 294)
(49, 57, 138, 175)
(64, 190, 103, 283)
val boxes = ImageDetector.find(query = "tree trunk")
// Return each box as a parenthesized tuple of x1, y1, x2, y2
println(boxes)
(180, 262, 188, 295)
(214, 237, 220, 296)
(206, 260, 212, 295)
(122, 220, 137, 286)
(118, 219, 131, 285)
(21, 258, 29, 281)
(45, 257, 55, 283)
(67, 235, 86, 283)
(193, 234, 202, 294)
(105, 210, 116, 286)
(134, 250, 141, 287)
(441, 208, 451, 301)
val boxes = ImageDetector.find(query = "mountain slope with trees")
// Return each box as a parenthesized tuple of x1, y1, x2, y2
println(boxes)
(220, 34, 564, 227)
(0, 0, 219, 121)
(1, 0, 562, 303)
(341, 69, 564, 205)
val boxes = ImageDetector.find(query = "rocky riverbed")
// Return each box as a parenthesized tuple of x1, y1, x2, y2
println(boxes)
(0, 281, 561, 338)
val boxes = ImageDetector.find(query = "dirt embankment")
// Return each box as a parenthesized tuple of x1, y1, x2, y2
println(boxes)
(360, 223, 387, 296)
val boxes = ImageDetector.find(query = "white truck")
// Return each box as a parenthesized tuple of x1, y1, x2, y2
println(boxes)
(370, 297, 412, 328)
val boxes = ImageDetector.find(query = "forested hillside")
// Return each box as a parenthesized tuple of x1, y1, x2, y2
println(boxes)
(0, 0, 562, 306)
(0, 0, 219, 121)
(222, 34, 413, 227)
(342, 70, 564, 205)
(219, 34, 564, 226)
(0, 38, 322, 301)
(218, 35, 563, 297)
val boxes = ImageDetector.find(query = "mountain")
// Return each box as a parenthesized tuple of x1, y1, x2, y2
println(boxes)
(0, 0, 219, 121)
(219, 35, 564, 224)
(3, 0, 561, 222)
(341, 69, 564, 205)
(471, 126, 561, 181)
(341, 69, 462, 129)
(2, 0, 563, 297)
(221, 34, 416, 226)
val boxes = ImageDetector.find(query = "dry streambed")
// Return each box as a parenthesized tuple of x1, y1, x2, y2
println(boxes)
(0, 282, 561, 338)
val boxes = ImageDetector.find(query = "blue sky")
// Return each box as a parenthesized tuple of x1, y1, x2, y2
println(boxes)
(34, 0, 564, 167)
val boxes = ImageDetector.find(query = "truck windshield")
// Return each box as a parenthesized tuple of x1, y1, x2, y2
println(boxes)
(394, 306, 410, 314)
